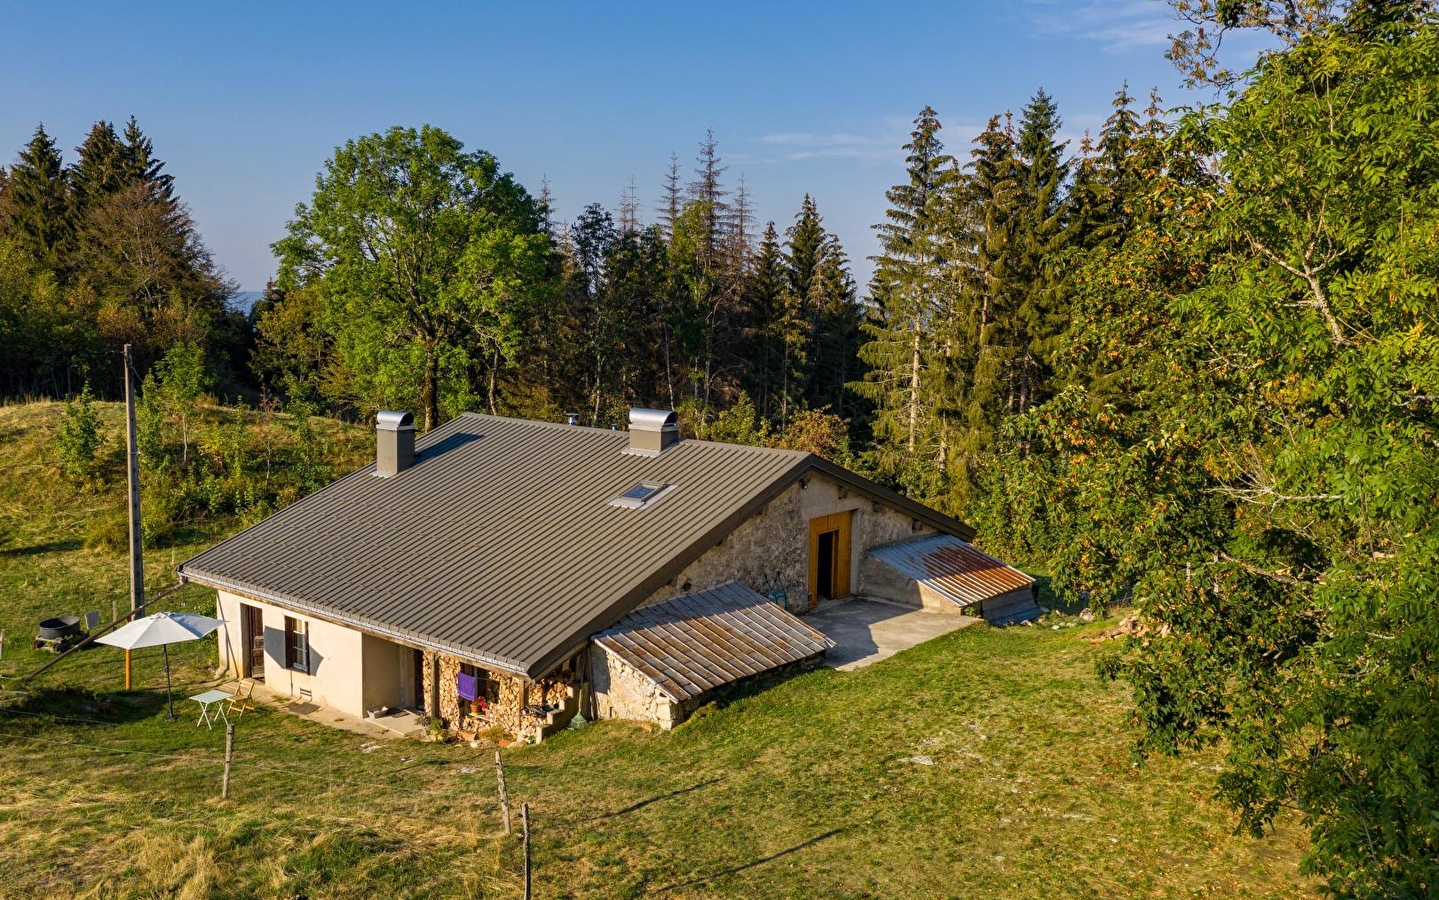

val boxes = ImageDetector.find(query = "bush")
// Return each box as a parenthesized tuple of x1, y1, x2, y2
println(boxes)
(83, 515, 130, 554)
(56, 382, 105, 485)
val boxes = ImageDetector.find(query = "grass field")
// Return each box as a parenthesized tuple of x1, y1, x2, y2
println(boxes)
(0, 402, 1317, 899)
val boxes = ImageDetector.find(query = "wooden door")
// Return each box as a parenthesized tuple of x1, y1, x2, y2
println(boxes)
(808, 511, 853, 607)
(241, 604, 265, 681)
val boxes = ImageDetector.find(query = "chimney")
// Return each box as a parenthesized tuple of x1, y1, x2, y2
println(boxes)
(375, 410, 415, 477)
(626, 408, 679, 456)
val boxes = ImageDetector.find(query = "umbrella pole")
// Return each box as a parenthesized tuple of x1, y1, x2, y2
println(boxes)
(125, 650, 131, 690)
(163, 644, 176, 721)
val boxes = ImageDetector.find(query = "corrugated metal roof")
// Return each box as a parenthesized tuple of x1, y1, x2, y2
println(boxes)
(870, 534, 1035, 608)
(594, 581, 834, 702)
(178, 413, 977, 679)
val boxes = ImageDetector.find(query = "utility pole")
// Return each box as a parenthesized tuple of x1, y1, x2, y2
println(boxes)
(123, 344, 144, 689)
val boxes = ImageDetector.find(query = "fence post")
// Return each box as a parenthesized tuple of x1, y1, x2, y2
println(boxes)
(522, 802, 531, 900)
(496, 749, 511, 836)
(221, 722, 235, 799)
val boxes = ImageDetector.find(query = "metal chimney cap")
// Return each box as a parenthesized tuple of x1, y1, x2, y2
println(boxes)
(376, 411, 414, 432)
(628, 408, 678, 432)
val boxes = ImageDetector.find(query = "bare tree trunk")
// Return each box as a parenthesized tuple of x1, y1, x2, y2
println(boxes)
(422, 349, 439, 432)
(908, 320, 921, 454)
(488, 348, 500, 416)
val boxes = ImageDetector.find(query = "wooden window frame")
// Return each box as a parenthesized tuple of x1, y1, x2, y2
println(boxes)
(459, 663, 498, 720)
(284, 616, 309, 673)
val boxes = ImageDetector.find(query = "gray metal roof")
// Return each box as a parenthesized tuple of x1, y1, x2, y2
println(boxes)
(594, 581, 834, 702)
(870, 534, 1035, 608)
(179, 413, 975, 678)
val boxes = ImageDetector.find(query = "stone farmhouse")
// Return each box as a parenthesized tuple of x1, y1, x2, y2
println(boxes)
(178, 409, 1038, 740)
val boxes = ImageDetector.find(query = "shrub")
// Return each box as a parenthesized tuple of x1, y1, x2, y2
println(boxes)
(56, 383, 105, 485)
(83, 515, 130, 554)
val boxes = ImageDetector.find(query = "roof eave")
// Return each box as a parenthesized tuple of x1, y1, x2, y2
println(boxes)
(180, 567, 533, 678)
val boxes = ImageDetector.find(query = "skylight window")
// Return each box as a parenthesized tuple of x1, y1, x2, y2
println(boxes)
(609, 481, 672, 509)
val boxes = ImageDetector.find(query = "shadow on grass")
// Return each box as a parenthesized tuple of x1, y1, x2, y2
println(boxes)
(1, 538, 82, 557)
(592, 777, 723, 821)
(0, 684, 171, 726)
(650, 826, 850, 894)
(680, 659, 827, 724)
(1031, 573, 1087, 615)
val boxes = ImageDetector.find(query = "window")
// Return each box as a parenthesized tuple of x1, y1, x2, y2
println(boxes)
(284, 616, 309, 672)
(608, 481, 672, 509)
(457, 663, 499, 719)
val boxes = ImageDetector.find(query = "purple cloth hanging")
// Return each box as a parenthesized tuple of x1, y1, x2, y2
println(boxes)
(457, 671, 479, 702)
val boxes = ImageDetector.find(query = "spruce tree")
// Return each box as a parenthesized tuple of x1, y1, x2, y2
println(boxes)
(743, 222, 791, 422)
(70, 121, 129, 216)
(657, 152, 682, 240)
(5, 125, 72, 271)
(120, 116, 174, 201)
(855, 107, 958, 491)
(806, 233, 864, 418)
(688, 130, 729, 267)
(1011, 89, 1072, 414)
(954, 115, 1022, 487)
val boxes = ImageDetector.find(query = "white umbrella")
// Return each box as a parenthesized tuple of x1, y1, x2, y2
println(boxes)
(97, 612, 223, 720)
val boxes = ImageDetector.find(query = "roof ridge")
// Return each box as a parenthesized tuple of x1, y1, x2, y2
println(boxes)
(454, 411, 812, 459)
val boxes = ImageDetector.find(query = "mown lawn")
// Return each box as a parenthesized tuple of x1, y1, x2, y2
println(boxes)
(0, 401, 1316, 899)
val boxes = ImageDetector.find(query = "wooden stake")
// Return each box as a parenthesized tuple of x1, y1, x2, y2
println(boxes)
(521, 802, 531, 900)
(222, 722, 234, 799)
(496, 750, 511, 835)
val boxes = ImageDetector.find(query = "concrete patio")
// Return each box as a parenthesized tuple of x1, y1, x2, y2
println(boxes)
(806, 597, 979, 670)
(211, 678, 423, 739)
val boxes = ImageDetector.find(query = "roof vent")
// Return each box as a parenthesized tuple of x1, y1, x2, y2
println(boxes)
(375, 410, 414, 477)
(626, 408, 679, 456)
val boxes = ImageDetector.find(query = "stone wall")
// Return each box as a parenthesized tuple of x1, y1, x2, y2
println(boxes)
(589, 641, 826, 730)
(588, 642, 681, 729)
(859, 552, 976, 617)
(642, 473, 936, 614)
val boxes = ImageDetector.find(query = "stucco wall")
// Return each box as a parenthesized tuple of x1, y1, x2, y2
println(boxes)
(215, 590, 390, 719)
(362, 633, 415, 713)
(642, 474, 935, 614)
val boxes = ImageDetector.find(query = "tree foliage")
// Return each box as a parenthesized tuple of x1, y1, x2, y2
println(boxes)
(993, 14, 1439, 894)
(56, 381, 104, 485)
(273, 126, 556, 430)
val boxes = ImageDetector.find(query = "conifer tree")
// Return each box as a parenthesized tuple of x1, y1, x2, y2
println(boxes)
(1011, 89, 1072, 413)
(805, 233, 864, 418)
(120, 116, 174, 201)
(784, 195, 861, 417)
(689, 130, 729, 267)
(657, 153, 682, 240)
(855, 107, 958, 491)
(743, 222, 793, 422)
(953, 115, 1022, 489)
(618, 176, 641, 236)
(4, 125, 71, 271)
(70, 121, 129, 217)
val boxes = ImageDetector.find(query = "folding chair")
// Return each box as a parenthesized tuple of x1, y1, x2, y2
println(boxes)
(228, 680, 256, 718)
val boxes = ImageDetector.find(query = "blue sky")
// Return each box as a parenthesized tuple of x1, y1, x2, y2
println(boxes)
(1, 1, 1241, 292)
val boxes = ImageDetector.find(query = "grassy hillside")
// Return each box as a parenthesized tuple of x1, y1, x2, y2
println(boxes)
(0, 400, 369, 693)
(0, 402, 1315, 899)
